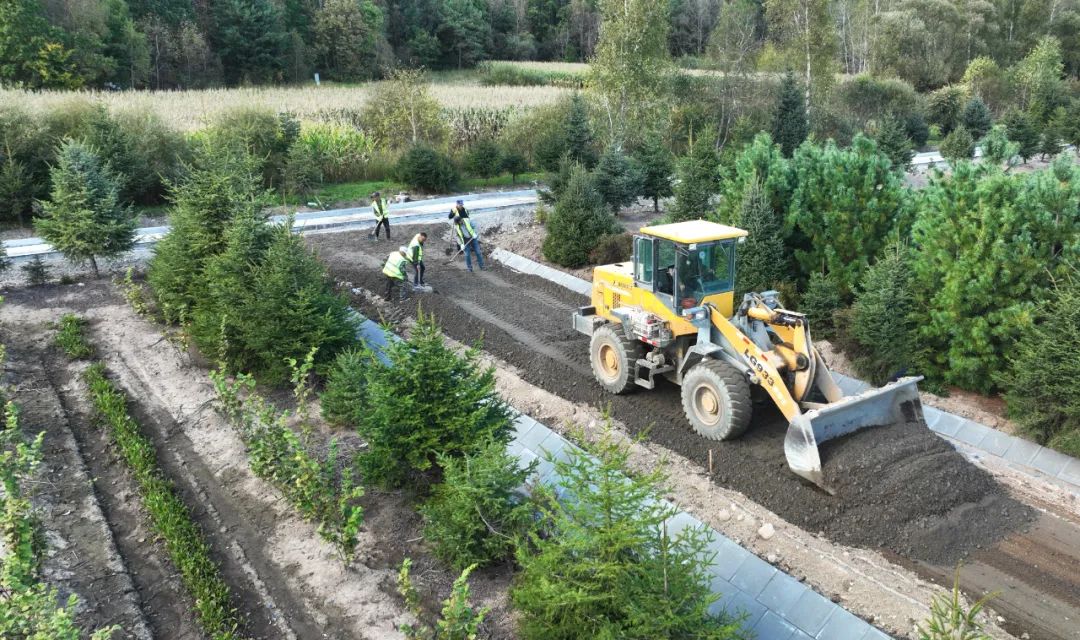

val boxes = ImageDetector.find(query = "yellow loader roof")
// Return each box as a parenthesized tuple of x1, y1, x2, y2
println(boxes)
(639, 220, 748, 244)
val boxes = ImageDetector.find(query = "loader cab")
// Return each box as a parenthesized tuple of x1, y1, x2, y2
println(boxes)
(633, 220, 748, 318)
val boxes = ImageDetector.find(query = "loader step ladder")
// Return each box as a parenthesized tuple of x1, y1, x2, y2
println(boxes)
(634, 358, 674, 390)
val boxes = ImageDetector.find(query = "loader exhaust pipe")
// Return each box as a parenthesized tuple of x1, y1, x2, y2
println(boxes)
(784, 376, 925, 493)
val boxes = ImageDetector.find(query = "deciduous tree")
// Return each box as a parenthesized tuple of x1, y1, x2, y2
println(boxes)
(313, 0, 383, 81)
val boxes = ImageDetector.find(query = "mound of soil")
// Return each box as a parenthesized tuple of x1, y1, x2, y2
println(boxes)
(312, 226, 1035, 566)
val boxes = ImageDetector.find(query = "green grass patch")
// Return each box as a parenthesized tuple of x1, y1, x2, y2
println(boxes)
(462, 172, 543, 190)
(55, 314, 93, 359)
(83, 363, 242, 640)
(290, 172, 543, 210)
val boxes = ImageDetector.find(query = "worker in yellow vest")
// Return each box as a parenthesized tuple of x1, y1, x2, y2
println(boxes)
(382, 246, 413, 301)
(408, 232, 427, 285)
(369, 191, 390, 240)
(452, 214, 484, 272)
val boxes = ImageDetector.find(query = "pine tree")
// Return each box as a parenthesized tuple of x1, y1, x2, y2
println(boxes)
(940, 125, 975, 164)
(358, 314, 514, 487)
(787, 135, 911, 295)
(633, 131, 674, 212)
(542, 164, 619, 267)
(716, 132, 792, 226)
(669, 130, 718, 222)
(959, 97, 993, 140)
(512, 430, 743, 639)
(911, 161, 1080, 391)
(772, 70, 808, 157)
(999, 266, 1080, 456)
(873, 115, 914, 172)
(848, 243, 918, 385)
(212, 0, 289, 84)
(1039, 121, 1063, 160)
(734, 180, 785, 300)
(565, 93, 596, 168)
(35, 140, 135, 277)
(1003, 110, 1040, 162)
(979, 125, 1020, 167)
(592, 145, 640, 213)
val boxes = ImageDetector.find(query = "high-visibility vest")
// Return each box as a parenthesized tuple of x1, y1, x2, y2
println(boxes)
(455, 218, 477, 245)
(373, 197, 387, 221)
(382, 252, 408, 279)
(408, 234, 424, 263)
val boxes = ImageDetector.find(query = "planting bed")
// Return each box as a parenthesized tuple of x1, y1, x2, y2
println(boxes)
(0, 283, 517, 640)
(312, 224, 1080, 640)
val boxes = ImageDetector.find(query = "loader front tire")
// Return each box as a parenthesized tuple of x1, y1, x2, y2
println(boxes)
(590, 325, 642, 394)
(681, 360, 752, 440)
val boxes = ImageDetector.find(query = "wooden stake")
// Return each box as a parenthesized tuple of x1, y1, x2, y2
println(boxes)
(708, 449, 714, 475)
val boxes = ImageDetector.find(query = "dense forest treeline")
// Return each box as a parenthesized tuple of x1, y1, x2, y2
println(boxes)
(1, 0, 1077, 91)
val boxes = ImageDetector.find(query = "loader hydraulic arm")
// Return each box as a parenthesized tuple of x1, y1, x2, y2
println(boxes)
(707, 306, 802, 421)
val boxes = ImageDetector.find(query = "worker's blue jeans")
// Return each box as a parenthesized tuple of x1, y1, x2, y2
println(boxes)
(464, 238, 484, 271)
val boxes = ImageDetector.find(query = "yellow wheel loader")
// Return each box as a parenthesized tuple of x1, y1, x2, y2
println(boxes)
(571, 220, 925, 491)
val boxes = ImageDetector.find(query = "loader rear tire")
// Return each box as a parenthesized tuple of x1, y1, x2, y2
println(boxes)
(681, 359, 752, 440)
(590, 325, 642, 394)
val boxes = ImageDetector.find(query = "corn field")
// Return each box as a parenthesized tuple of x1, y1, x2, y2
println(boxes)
(0, 81, 569, 132)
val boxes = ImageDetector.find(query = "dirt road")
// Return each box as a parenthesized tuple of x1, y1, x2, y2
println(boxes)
(312, 226, 1080, 640)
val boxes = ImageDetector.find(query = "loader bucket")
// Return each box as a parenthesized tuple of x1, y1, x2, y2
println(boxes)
(784, 376, 924, 492)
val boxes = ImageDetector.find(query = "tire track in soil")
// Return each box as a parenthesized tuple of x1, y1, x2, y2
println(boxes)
(5, 330, 152, 640)
(315, 228, 1080, 640)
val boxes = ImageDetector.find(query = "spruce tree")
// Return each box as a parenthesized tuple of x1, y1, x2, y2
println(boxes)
(669, 130, 718, 222)
(959, 97, 992, 140)
(512, 430, 743, 639)
(873, 116, 914, 172)
(542, 164, 619, 267)
(799, 271, 845, 340)
(565, 93, 596, 168)
(320, 347, 370, 428)
(147, 143, 266, 323)
(1003, 110, 1040, 162)
(940, 125, 975, 164)
(592, 145, 640, 213)
(772, 70, 808, 158)
(1039, 122, 1063, 160)
(238, 221, 359, 383)
(848, 243, 918, 385)
(734, 180, 785, 300)
(633, 131, 674, 212)
(35, 140, 135, 277)
(358, 314, 514, 487)
(999, 266, 1080, 456)
(979, 125, 1020, 167)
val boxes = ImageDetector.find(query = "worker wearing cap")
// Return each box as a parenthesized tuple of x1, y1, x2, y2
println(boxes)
(448, 199, 469, 220)
(382, 246, 413, 300)
(369, 191, 390, 240)
(452, 214, 484, 272)
(408, 232, 427, 285)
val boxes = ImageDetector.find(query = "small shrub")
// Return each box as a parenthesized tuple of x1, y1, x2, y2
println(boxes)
(960, 98, 993, 140)
(54, 315, 93, 359)
(916, 568, 993, 640)
(116, 268, 153, 317)
(587, 232, 633, 265)
(21, 256, 51, 286)
(357, 315, 515, 488)
(204, 107, 298, 189)
(420, 440, 535, 570)
(398, 558, 489, 640)
(800, 271, 845, 341)
(542, 164, 620, 268)
(395, 146, 460, 194)
(320, 347, 371, 428)
(464, 139, 503, 178)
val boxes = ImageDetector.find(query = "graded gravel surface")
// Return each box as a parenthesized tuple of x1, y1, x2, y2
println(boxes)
(312, 227, 1034, 565)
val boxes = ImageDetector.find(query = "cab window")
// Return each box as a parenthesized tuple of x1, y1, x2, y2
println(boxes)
(655, 239, 678, 296)
(677, 241, 736, 304)
(633, 236, 653, 284)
